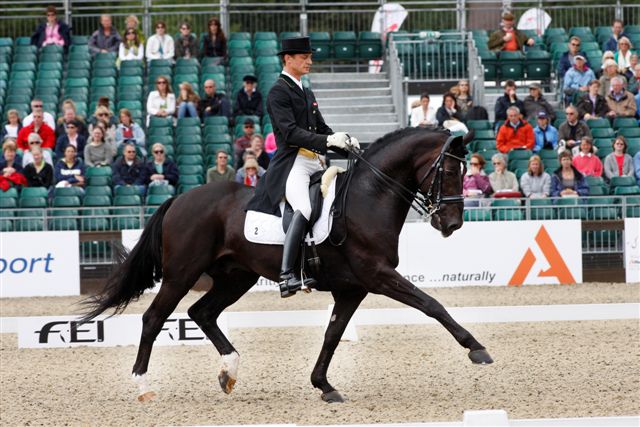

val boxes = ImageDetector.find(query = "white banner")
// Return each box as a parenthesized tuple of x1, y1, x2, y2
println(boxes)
(625, 218, 640, 283)
(397, 220, 583, 287)
(0, 231, 80, 297)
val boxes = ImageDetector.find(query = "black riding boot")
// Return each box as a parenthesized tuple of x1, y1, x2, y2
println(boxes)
(279, 210, 312, 298)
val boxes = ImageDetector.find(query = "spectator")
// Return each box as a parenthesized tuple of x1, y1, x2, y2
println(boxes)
(1, 110, 22, 141)
(595, 51, 615, 79)
(22, 146, 54, 189)
(54, 145, 85, 191)
(634, 151, 640, 186)
(488, 12, 534, 52)
(624, 54, 638, 82)
(239, 158, 260, 187)
(523, 83, 555, 122)
(572, 136, 603, 177)
(198, 79, 231, 120)
(55, 119, 86, 160)
(146, 76, 176, 125)
(551, 150, 589, 198)
(144, 143, 179, 188)
(234, 118, 256, 166)
(603, 136, 634, 183)
(533, 111, 559, 152)
(463, 153, 492, 201)
(16, 111, 55, 151)
(31, 5, 71, 53)
(238, 134, 270, 170)
(202, 17, 227, 62)
(563, 55, 595, 105)
(115, 109, 146, 155)
(557, 36, 589, 79)
(118, 28, 144, 63)
(558, 106, 592, 153)
(603, 19, 628, 52)
(628, 64, 640, 95)
(614, 37, 634, 75)
(84, 126, 115, 167)
(0, 139, 26, 192)
(206, 150, 235, 183)
(599, 59, 627, 96)
(235, 151, 265, 183)
(88, 106, 117, 143)
(496, 106, 535, 153)
(410, 92, 438, 128)
(22, 133, 53, 167)
(124, 15, 144, 45)
(436, 92, 464, 126)
(175, 21, 199, 59)
(112, 143, 146, 195)
(176, 82, 200, 119)
(88, 14, 121, 55)
(234, 75, 263, 118)
(23, 99, 56, 129)
(451, 79, 474, 119)
(146, 21, 174, 63)
(55, 107, 88, 139)
(489, 153, 519, 194)
(520, 155, 551, 198)
(494, 80, 525, 128)
(576, 79, 610, 120)
(605, 76, 638, 119)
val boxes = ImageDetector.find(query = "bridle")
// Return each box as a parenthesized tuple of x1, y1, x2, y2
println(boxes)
(346, 134, 466, 220)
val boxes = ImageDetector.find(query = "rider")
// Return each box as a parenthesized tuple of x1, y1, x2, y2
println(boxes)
(246, 36, 359, 298)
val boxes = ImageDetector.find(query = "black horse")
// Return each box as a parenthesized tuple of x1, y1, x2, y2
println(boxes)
(82, 127, 493, 403)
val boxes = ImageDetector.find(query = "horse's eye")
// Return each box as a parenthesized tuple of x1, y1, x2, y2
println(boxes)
(444, 169, 456, 176)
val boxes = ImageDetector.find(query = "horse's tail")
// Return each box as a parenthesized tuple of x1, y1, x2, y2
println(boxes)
(80, 196, 176, 322)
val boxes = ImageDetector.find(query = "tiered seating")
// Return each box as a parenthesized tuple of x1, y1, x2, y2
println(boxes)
(308, 31, 382, 62)
(175, 116, 205, 193)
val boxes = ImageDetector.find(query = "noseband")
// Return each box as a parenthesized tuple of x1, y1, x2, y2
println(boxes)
(347, 134, 466, 220)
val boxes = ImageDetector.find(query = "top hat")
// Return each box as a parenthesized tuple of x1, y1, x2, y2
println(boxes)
(278, 36, 313, 56)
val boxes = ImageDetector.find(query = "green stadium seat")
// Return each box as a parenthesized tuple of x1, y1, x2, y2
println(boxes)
(84, 186, 112, 198)
(176, 144, 204, 156)
(229, 39, 252, 50)
(609, 176, 637, 189)
(586, 197, 619, 220)
(529, 198, 556, 220)
(467, 120, 492, 131)
(333, 31, 357, 60)
(614, 186, 640, 195)
(112, 195, 142, 229)
(230, 32, 252, 41)
(591, 128, 615, 139)
(177, 117, 201, 128)
(463, 208, 492, 221)
(619, 128, 640, 139)
(254, 32, 277, 41)
(498, 51, 525, 79)
(358, 32, 382, 59)
(204, 116, 229, 127)
(178, 164, 204, 175)
(53, 187, 84, 198)
(613, 117, 638, 129)
(148, 184, 175, 196)
(178, 174, 204, 185)
(491, 198, 523, 221)
(625, 196, 640, 217)
(555, 197, 587, 220)
(146, 194, 172, 205)
(586, 118, 611, 128)
(205, 133, 232, 144)
(525, 50, 551, 79)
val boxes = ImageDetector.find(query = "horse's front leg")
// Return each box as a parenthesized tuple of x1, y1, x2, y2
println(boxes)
(367, 267, 493, 364)
(311, 287, 367, 403)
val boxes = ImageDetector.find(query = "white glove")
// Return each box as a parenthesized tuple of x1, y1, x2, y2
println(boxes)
(347, 136, 360, 150)
(327, 132, 349, 149)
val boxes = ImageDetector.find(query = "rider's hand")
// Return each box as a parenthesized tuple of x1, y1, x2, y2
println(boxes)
(347, 136, 360, 150)
(327, 132, 349, 149)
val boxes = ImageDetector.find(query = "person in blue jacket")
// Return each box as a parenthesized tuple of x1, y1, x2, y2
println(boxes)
(533, 111, 559, 152)
(603, 19, 629, 52)
(557, 36, 590, 79)
(54, 145, 85, 191)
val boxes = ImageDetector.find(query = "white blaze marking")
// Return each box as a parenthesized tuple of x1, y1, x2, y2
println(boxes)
(220, 351, 240, 379)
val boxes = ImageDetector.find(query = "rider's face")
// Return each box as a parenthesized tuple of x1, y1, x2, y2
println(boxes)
(286, 53, 312, 77)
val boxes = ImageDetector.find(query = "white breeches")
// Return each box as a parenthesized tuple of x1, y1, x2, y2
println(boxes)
(285, 154, 324, 220)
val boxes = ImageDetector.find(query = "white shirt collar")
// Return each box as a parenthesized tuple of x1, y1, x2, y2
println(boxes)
(282, 70, 303, 91)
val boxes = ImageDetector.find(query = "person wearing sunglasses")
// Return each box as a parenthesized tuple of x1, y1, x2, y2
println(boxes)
(16, 110, 55, 152)
(112, 143, 147, 196)
(88, 14, 121, 56)
(21, 133, 53, 168)
(175, 21, 199, 60)
(30, 5, 71, 54)
(206, 149, 235, 183)
(145, 143, 179, 189)
(118, 28, 144, 63)
(115, 108, 146, 156)
(89, 106, 117, 143)
(146, 20, 174, 63)
(557, 36, 590, 79)
(55, 119, 86, 161)
(124, 15, 145, 45)
(146, 76, 176, 125)
(23, 99, 56, 129)
(463, 153, 491, 202)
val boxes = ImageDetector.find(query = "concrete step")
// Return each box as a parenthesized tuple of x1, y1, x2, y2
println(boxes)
(324, 113, 399, 124)
(314, 87, 392, 98)
(311, 79, 390, 90)
(321, 104, 395, 114)
(311, 72, 389, 82)
(319, 96, 393, 107)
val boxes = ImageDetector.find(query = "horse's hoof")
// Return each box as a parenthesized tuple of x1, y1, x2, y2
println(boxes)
(137, 391, 157, 402)
(218, 371, 236, 394)
(468, 349, 494, 365)
(321, 390, 345, 403)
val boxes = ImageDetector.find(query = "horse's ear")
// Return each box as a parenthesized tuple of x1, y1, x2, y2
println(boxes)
(462, 129, 475, 145)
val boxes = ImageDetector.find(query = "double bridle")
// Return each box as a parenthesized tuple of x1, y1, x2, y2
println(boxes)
(346, 134, 466, 220)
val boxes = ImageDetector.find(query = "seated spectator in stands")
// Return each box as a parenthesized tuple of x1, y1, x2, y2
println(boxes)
(234, 75, 263, 119)
(113, 143, 146, 195)
(198, 79, 231, 120)
(604, 19, 628, 52)
(0, 139, 26, 192)
(1, 110, 22, 141)
(22, 133, 53, 167)
(494, 80, 524, 128)
(207, 150, 235, 183)
(489, 153, 519, 194)
(605, 76, 638, 119)
(634, 151, 640, 187)
(520, 155, 551, 198)
(596, 51, 615, 78)
(115, 109, 146, 156)
(239, 158, 260, 187)
(235, 151, 266, 183)
(88, 97, 117, 126)
(572, 136, 603, 177)
(551, 151, 589, 197)
(234, 118, 256, 166)
(614, 37, 634, 75)
(523, 83, 555, 122)
(451, 79, 474, 120)
(144, 143, 179, 188)
(118, 28, 144, 63)
(146, 76, 176, 125)
(599, 59, 627, 96)
(563, 55, 595, 105)
(23, 99, 56, 129)
(55, 120, 86, 160)
(54, 145, 85, 191)
(238, 134, 270, 170)
(410, 92, 438, 128)
(124, 15, 144, 45)
(628, 64, 640, 95)
(557, 36, 589, 79)
(436, 92, 464, 127)
(31, 5, 71, 53)
(625, 54, 638, 82)
(84, 126, 115, 167)
(16, 111, 55, 151)
(558, 106, 592, 153)
(22, 146, 54, 189)
(533, 111, 558, 152)
(488, 12, 534, 53)
(576, 80, 610, 120)
(146, 21, 174, 63)
(603, 136, 634, 183)
(55, 107, 88, 140)
(88, 106, 117, 143)
(202, 17, 227, 62)
(176, 82, 200, 119)
(88, 14, 121, 56)
(463, 153, 492, 201)
(496, 107, 534, 153)
(175, 21, 199, 59)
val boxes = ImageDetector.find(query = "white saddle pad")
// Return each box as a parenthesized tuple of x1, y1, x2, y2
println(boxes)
(244, 176, 337, 245)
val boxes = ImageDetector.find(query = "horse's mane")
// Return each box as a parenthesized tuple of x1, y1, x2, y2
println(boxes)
(363, 127, 449, 160)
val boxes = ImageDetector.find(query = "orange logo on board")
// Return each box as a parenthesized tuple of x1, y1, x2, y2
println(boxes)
(508, 225, 576, 286)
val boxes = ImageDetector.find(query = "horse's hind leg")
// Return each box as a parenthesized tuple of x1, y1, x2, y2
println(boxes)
(187, 269, 258, 394)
